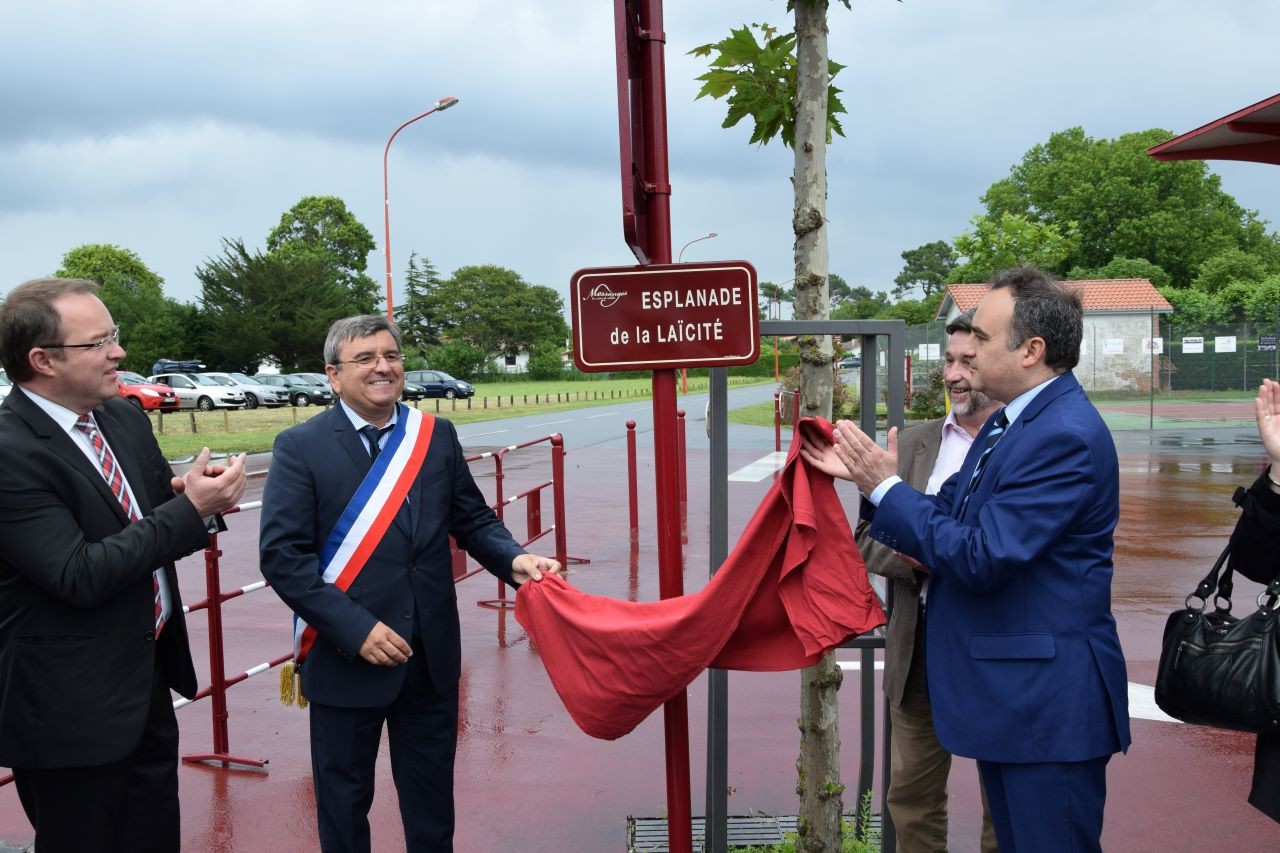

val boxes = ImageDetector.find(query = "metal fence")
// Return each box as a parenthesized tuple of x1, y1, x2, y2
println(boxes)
(897, 318, 1280, 396)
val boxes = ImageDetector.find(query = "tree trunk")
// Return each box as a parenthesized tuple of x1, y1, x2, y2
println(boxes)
(792, 2, 843, 852)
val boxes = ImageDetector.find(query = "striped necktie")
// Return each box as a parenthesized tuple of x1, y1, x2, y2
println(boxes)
(960, 408, 1008, 512)
(360, 424, 394, 461)
(75, 415, 164, 635)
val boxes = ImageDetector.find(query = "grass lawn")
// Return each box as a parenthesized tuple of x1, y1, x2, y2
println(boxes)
(150, 375, 769, 459)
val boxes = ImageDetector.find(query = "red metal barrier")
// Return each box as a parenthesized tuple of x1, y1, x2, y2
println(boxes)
(179, 499, 286, 769)
(465, 433, 582, 610)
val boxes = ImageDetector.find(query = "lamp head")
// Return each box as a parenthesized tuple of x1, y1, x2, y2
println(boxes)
(436, 96, 460, 111)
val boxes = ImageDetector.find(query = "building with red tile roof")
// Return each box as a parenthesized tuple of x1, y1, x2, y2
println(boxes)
(933, 278, 1173, 393)
(936, 279, 1172, 321)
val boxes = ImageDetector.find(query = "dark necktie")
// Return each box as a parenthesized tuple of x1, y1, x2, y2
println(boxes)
(360, 424, 394, 461)
(75, 414, 164, 635)
(960, 408, 1008, 512)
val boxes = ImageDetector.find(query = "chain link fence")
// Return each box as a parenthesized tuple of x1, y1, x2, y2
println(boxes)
(894, 316, 1280, 396)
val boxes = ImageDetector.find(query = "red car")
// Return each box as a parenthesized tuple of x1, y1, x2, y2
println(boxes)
(117, 371, 180, 411)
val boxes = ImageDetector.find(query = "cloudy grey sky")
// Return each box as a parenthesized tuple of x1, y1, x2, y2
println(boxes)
(3, 0, 1279, 311)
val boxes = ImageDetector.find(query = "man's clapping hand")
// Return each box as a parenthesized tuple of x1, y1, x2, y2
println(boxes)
(171, 447, 248, 516)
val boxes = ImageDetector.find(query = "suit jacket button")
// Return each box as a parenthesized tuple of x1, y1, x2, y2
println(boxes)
(403, 610, 413, 620)
(143, 630, 156, 641)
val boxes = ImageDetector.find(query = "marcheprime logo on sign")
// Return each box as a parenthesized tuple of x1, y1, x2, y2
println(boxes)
(587, 283, 627, 308)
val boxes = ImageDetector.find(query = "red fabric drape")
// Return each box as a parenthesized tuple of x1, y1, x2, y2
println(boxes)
(516, 417, 885, 740)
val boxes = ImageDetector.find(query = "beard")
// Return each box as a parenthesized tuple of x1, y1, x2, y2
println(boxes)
(950, 388, 991, 417)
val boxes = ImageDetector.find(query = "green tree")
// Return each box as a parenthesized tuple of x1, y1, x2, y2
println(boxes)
(197, 238, 351, 372)
(526, 340, 568, 380)
(1243, 274, 1280, 325)
(691, 3, 877, 847)
(832, 297, 888, 320)
(395, 252, 444, 352)
(827, 272, 854, 306)
(980, 126, 1280, 285)
(1192, 247, 1273, 293)
(949, 212, 1079, 284)
(878, 295, 941, 326)
(690, 20, 847, 149)
(759, 280, 796, 320)
(433, 265, 568, 358)
(267, 195, 380, 314)
(56, 243, 190, 375)
(425, 340, 489, 380)
(893, 240, 957, 299)
(1157, 286, 1229, 326)
(1067, 256, 1172, 289)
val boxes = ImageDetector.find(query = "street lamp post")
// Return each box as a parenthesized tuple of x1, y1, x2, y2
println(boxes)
(676, 230, 717, 263)
(770, 277, 796, 382)
(383, 95, 459, 320)
(676, 232, 718, 392)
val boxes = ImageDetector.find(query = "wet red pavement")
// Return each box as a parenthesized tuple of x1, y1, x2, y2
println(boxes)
(3, 426, 1280, 850)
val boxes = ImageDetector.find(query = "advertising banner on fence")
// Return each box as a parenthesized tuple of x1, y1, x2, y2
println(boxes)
(569, 261, 760, 372)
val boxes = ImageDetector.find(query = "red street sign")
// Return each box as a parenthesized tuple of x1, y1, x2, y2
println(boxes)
(570, 261, 760, 372)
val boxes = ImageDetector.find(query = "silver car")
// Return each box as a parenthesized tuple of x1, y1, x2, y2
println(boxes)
(148, 373, 247, 411)
(199, 372, 290, 409)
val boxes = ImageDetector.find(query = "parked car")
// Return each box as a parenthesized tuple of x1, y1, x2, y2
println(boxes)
(148, 372, 247, 411)
(116, 373, 180, 411)
(401, 380, 428, 402)
(290, 373, 337, 407)
(837, 355, 861, 370)
(403, 369, 475, 400)
(151, 358, 206, 374)
(199, 372, 290, 409)
(0, 370, 10, 401)
(254, 373, 334, 407)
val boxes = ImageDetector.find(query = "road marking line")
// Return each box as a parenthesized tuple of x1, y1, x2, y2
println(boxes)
(728, 451, 787, 482)
(585, 412, 621, 419)
(459, 429, 509, 440)
(836, 661, 885, 671)
(529, 419, 573, 428)
(1128, 681, 1180, 723)
(834, 666, 1180, 725)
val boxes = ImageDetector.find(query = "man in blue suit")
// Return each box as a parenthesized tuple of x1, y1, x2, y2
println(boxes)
(804, 265, 1130, 852)
(260, 314, 561, 852)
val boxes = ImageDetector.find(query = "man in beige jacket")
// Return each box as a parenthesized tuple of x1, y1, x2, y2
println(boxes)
(859, 310, 1000, 852)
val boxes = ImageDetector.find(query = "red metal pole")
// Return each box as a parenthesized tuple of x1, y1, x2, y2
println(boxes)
(774, 391, 782, 452)
(676, 409, 687, 506)
(203, 532, 230, 757)
(493, 450, 507, 604)
(905, 352, 912, 403)
(551, 435, 568, 568)
(639, 1, 690, 848)
(626, 419, 639, 539)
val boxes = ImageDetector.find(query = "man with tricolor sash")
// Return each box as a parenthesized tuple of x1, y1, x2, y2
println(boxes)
(259, 314, 562, 853)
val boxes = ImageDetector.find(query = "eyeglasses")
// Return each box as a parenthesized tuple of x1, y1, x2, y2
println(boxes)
(37, 327, 121, 350)
(334, 352, 404, 369)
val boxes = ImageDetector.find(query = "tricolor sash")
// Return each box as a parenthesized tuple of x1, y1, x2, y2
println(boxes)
(292, 404, 436, 663)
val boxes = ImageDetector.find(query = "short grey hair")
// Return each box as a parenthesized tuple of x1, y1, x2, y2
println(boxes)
(323, 315, 403, 366)
(945, 308, 977, 337)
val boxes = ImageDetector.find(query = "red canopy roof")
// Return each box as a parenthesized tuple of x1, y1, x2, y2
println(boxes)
(1148, 92, 1280, 165)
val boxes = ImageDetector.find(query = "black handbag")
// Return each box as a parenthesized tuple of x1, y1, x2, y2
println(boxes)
(1154, 540, 1280, 734)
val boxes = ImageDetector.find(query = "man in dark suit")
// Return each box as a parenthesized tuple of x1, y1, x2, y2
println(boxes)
(806, 266, 1130, 852)
(259, 314, 561, 853)
(858, 311, 999, 852)
(0, 277, 247, 852)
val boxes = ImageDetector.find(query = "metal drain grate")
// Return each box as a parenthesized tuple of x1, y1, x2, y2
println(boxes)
(627, 813, 879, 852)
